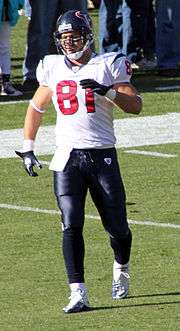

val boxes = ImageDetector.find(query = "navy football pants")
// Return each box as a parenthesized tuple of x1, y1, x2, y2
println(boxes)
(54, 148, 132, 283)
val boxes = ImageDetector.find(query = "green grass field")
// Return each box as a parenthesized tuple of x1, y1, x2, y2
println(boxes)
(0, 10, 180, 331)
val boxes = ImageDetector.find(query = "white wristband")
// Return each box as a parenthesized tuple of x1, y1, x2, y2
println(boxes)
(23, 139, 34, 152)
(30, 99, 45, 113)
(105, 89, 116, 101)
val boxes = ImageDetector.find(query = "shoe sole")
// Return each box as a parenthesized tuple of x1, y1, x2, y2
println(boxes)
(112, 290, 128, 299)
(1, 91, 22, 96)
(63, 305, 91, 314)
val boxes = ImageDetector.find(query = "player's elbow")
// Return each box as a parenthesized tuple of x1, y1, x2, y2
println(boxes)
(126, 95, 143, 115)
(135, 95, 143, 113)
(133, 101, 142, 114)
(123, 103, 142, 115)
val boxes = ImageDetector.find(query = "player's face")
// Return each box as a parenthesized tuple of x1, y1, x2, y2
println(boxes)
(60, 31, 84, 55)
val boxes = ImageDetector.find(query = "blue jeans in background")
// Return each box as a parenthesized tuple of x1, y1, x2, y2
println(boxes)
(156, 0, 180, 68)
(23, 0, 87, 81)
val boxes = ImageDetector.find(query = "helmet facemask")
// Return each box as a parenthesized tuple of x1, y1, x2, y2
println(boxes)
(54, 10, 93, 60)
(54, 31, 92, 60)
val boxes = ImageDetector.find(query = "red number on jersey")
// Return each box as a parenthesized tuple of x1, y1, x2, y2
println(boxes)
(56, 80, 78, 115)
(85, 88, 95, 113)
(56, 80, 95, 115)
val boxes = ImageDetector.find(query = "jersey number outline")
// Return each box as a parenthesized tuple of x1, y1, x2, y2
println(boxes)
(56, 80, 95, 115)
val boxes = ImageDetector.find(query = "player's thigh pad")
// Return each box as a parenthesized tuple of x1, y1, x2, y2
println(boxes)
(88, 149, 128, 238)
(53, 170, 87, 229)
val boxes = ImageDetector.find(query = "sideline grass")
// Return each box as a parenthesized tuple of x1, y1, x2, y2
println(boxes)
(0, 207, 179, 331)
(0, 150, 179, 330)
(1, 91, 180, 130)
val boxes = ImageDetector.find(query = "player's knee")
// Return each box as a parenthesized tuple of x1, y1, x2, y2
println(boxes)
(61, 216, 84, 231)
(60, 206, 84, 230)
(62, 225, 83, 240)
(56, 194, 84, 229)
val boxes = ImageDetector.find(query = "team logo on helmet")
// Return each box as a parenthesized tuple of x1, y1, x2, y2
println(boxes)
(75, 11, 91, 29)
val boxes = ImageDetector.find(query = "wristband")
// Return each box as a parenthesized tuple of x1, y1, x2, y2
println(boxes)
(105, 89, 116, 101)
(23, 139, 34, 152)
(30, 99, 45, 113)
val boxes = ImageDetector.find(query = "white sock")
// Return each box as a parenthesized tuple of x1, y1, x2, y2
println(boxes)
(70, 283, 86, 292)
(113, 261, 129, 282)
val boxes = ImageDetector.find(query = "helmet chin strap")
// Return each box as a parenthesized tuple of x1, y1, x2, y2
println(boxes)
(66, 49, 85, 60)
(64, 40, 92, 61)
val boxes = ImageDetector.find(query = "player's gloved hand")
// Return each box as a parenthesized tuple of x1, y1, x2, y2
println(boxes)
(80, 79, 112, 96)
(15, 150, 42, 177)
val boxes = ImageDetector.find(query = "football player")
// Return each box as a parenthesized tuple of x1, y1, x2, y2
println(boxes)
(16, 10, 142, 313)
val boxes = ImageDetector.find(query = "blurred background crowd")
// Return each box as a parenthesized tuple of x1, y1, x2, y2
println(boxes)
(0, 0, 180, 96)
(95, 0, 180, 71)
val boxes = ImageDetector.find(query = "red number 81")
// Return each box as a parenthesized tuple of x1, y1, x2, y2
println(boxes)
(56, 80, 95, 115)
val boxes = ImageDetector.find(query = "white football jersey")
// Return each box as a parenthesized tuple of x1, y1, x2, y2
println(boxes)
(36, 52, 132, 170)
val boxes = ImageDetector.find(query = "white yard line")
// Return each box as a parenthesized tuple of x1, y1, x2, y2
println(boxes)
(0, 203, 179, 229)
(124, 150, 177, 158)
(0, 113, 180, 159)
(114, 112, 180, 148)
(156, 85, 180, 91)
(0, 203, 59, 215)
(39, 160, 50, 166)
(0, 99, 30, 105)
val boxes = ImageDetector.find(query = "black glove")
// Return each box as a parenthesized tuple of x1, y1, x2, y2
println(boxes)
(80, 79, 112, 96)
(15, 150, 42, 177)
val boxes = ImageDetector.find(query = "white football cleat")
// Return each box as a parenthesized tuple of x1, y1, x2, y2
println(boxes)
(112, 265, 130, 299)
(63, 288, 90, 314)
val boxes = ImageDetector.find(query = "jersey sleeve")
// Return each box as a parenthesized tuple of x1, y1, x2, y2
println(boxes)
(110, 54, 132, 84)
(36, 57, 49, 86)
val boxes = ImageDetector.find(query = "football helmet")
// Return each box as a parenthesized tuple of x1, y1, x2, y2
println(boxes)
(54, 10, 93, 60)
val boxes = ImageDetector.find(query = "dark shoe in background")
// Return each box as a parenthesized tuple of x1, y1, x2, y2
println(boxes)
(1, 81, 23, 96)
(22, 79, 39, 93)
